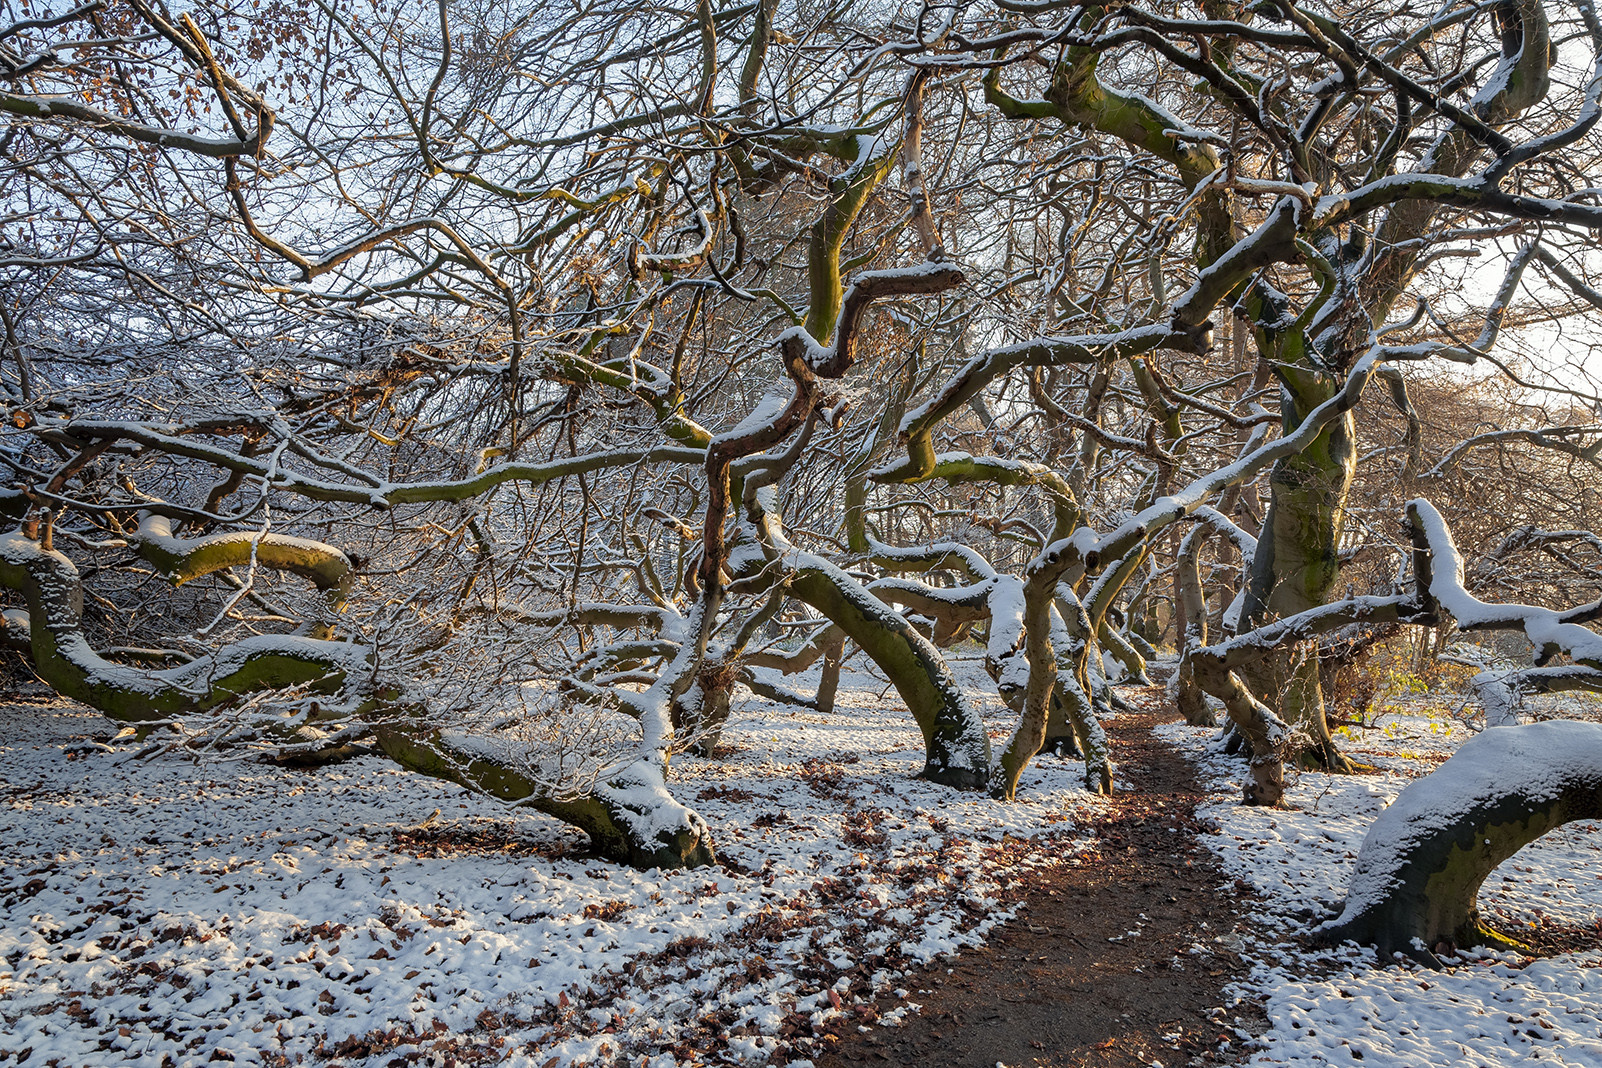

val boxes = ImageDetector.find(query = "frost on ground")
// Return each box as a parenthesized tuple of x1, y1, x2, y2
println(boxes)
(1162, 689, 1602, 1067)
(0, 661, 1096, 1068)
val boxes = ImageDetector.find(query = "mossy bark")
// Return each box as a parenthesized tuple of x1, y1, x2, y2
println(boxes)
(742, 486, 990, 787)
(1174, 653, 1217, 728)
(132, 515, 351, 639)
(992, 572, 1111, 798)
(2, 530, 714, 871)
(1236, 0, 1553, 771)
(788, 566, 990, 788)
(1097, 619, 1150, 685)
(1242, 373, 1357, 770)
(0, 531, 361, 722)
(675, 656, 738, 756)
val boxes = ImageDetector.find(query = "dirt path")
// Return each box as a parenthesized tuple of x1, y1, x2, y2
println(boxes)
(814, 707, 1266, 1068)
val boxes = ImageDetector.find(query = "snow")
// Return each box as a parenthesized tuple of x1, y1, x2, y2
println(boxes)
(15, 642, 1602, 1068)
(985, 576, 1026, 666)
(1161, 685, 1602, 1068)
(711, 388, 796, 447)
(1411, 499, 1602, 665)
(0, 660, 1097, 1067)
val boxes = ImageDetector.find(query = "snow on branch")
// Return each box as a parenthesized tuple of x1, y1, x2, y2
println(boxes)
(0, 529, 374, 727)
(1407, 498, 1602, 668)
(781, 260, 964, 379)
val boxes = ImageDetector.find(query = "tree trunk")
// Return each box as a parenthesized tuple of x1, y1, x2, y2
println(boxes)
(1242, 390, 1357, 770)
(742, 497, 992, 788)
(816, 637, 845, 714)
(674, 654, 739, 756)
(788, 565, 990, 788)
(1042, 682, 1084, 757)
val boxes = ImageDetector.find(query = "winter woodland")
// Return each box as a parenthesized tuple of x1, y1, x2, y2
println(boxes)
(3, 0, 1602, 1064)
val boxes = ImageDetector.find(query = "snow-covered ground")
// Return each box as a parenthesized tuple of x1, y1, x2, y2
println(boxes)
(0, 662, 1098, 1067)
(13, 657, 1602, 1068)
(1163, 688, 1602, 1068)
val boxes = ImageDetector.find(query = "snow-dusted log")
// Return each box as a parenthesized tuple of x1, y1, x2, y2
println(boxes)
(555, 589, 722, 865)
(1319, 721, 1602, 964)
(433, 592, 721, 869)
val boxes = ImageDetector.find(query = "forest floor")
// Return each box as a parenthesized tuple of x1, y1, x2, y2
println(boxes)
(814, 701, 1267, 1068)
(6, 663, 1602, 1067)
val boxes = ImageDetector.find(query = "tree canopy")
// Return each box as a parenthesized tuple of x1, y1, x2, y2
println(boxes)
(1, 0, 1600, 866)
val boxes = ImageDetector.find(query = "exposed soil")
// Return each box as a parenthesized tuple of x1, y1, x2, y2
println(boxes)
(815, 703, 1267, 1068)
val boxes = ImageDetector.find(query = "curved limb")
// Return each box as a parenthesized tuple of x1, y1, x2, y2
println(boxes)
(739, 666, 822, 712)
(132, 513, 352, 637)
(1319, 720, 1602, 965)
(133, 513, 351, 591)
(1041, 682, 1084, 759)
(744, 621, 846, 673)
(1191, 593, 1430, 804)
(1097, 618, 1150, 685)
(875, 555, 1102, 769)
(375, 726, 715, 869)
(740, 492, 991, 788)
(2, 528, 717, 870)
(991, 572, 1111, 798)
(0, 529, 370, 722)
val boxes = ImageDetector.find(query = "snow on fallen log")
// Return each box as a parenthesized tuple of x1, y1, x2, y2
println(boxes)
(1319, 720, 1602, 965)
